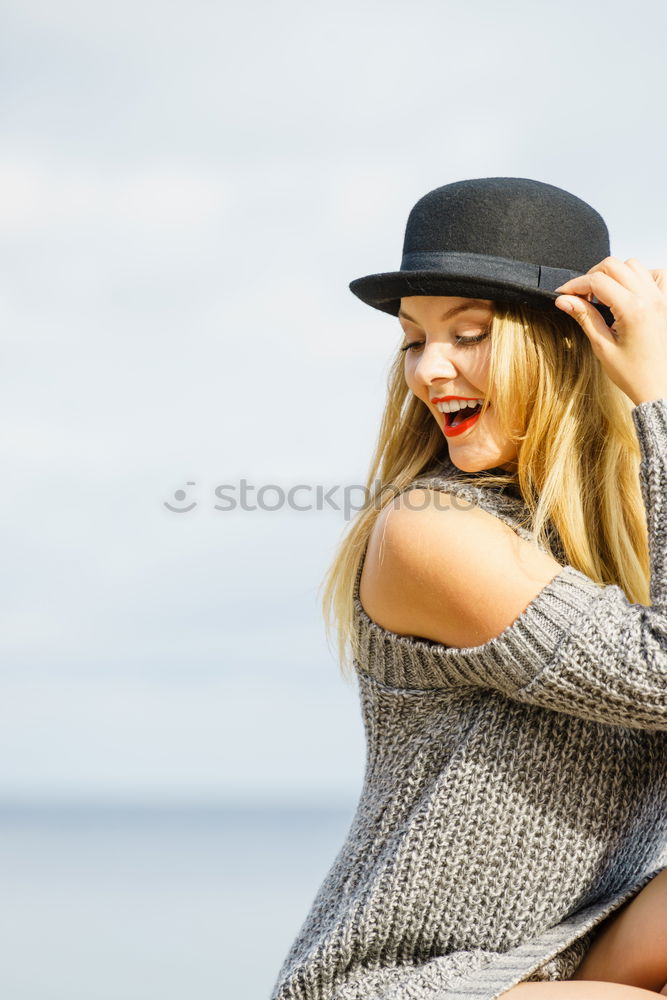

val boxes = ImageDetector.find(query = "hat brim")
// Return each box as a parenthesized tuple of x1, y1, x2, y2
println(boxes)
(349, 270, 614, 328)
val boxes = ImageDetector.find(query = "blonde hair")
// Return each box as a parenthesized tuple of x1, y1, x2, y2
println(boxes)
(319, 301, 650, 681)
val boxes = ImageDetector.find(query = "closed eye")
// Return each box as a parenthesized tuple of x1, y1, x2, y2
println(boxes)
(400, 330, 491, 352)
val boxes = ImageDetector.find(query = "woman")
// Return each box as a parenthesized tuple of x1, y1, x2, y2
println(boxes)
(269, 177, 667, 1000)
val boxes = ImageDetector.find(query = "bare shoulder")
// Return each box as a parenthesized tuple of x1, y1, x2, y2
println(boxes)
(358, 487, 564, 648)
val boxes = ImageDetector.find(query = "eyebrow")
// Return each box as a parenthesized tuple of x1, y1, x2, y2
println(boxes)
(397, 300, 492, 325)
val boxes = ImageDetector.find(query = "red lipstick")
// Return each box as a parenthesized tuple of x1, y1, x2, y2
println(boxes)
(430, 396, 488, 438)
(430, 395, 481, 404)
(442, 409, 483, 437)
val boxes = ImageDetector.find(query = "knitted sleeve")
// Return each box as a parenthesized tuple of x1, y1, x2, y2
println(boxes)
(385, 398, 667, 731)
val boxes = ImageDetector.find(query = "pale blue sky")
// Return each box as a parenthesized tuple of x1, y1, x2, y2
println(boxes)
(1, 0, 666, 805)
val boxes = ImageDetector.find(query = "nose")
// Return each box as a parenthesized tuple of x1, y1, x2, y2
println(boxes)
(411, 341, 458, 387)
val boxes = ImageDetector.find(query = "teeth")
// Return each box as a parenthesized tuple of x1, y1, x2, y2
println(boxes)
(435, 398, 484, 413)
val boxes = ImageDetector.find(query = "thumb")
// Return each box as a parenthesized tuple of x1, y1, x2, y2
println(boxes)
(554, 295, 616, 343)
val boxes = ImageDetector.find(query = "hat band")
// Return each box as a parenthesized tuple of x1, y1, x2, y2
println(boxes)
(400, 252, 578, 292)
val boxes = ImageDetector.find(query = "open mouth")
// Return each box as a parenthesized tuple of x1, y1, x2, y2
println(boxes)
(445, 401, 484, 428)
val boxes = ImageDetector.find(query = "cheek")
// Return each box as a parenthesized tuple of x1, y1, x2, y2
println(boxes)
(470, 354, 490, 393)
(403, 357, 418, 391)
(404, 365, 428, 404)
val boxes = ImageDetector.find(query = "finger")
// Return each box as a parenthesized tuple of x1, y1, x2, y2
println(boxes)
(623, 258, 659, 290)
(553, 271, 633, 317)
(648, 269, 667, 293)
(557, 256, 647, 296)
(589, 256, 652, 294)
(554, 294, 617, 343)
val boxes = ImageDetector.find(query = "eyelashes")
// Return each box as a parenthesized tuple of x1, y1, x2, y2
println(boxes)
(400, 329, 491, 353)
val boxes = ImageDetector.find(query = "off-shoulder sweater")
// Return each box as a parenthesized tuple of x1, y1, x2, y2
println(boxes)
(270, 397, 667, 1000)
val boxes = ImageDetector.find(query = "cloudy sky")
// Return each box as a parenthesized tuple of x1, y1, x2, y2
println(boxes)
(1, 0, 666, 806)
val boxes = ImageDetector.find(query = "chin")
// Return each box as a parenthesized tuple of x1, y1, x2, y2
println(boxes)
(448, 454, 501, 473)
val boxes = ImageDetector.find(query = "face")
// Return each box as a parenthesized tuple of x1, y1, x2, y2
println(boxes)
(399, 295, 518, 474)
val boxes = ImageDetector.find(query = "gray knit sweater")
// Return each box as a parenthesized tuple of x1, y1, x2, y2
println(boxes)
(270, 397, 667, 1000)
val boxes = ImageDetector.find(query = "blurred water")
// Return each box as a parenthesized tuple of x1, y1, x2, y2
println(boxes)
(0, 801, 356, 1000)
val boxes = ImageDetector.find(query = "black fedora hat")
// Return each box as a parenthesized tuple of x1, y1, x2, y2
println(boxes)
(349, 176, 614, 327)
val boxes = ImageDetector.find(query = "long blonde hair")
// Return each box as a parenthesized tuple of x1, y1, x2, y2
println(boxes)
(319, 301, 650, 681)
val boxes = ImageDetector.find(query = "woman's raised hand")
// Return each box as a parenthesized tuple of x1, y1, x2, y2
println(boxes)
(554, 257, 667, 408)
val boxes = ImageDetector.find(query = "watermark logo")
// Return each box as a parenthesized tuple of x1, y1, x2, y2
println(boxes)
(162, 478, 478, 520)
(163, 481, 198, 513)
